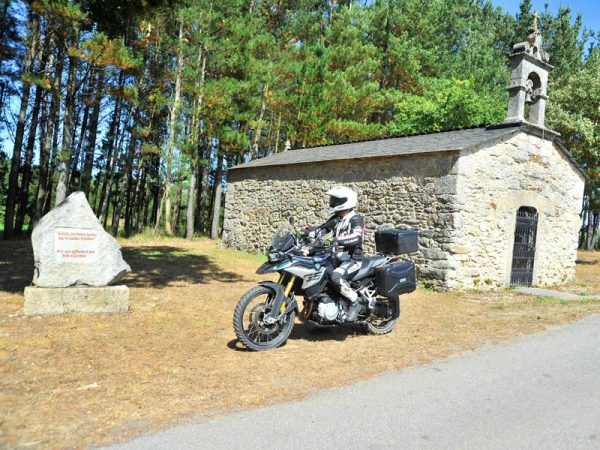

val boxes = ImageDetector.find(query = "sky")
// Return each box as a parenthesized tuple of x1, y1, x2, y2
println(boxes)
(492, 0, 600, 34)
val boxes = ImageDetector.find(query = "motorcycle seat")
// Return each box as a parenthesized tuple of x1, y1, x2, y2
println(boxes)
(350, 256, 388, 280)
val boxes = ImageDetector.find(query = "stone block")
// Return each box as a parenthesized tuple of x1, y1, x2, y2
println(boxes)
(24, 285, 129, 316)
(32, 192, 130, 288)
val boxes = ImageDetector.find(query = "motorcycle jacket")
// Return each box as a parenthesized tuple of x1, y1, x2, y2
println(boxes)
(317, 210, 365, 261)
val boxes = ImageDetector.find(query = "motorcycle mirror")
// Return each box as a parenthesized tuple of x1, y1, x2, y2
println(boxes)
(288, 216, 295, 226)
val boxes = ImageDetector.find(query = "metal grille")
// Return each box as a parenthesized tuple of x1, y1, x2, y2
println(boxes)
(510, 207, 538, 286)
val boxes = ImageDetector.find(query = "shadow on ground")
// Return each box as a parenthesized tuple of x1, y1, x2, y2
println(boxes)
(288, 322, 357, 342)
(227, 322, 356, 350)
(0, 240, 34, 293)
(0, 242, 245, 293)
(121, 246, 244, 288)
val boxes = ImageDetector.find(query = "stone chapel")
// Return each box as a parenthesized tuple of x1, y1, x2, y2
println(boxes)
(223, 29, 589, 290)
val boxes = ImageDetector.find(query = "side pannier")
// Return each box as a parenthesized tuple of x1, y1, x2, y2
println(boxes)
(375, 262, 417, 297)
(375, 229, 418, 255)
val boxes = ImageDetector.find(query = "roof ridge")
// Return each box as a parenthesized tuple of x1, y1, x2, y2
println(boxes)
(289, 123, 495, 152)
(231, 123, 524, 171)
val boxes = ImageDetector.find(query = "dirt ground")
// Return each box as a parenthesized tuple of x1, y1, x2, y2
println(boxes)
(1, 239, 599, 449)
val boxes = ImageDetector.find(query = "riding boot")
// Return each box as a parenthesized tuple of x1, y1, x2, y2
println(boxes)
(340, 279, 360, 322)
(346, 300, 361, 322)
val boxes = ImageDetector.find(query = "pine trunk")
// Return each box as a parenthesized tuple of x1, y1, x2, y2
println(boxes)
(151, 184, 160, 228)
(210, 154, 224, 240)
(124, 177, 132, 236)
(162, 21, 184, 235)
(125, 155, 143, 236)
(81, 69, 104, 198)
(110, 176, 120, 229)
(586, 210, 595, 250)
(142, 180, 150, 228)
(154, 190, 163, 231)
(70, 99, 90, 189)
(585, 209, 594, 250)
(14, 74, 44, 235)
(172, 176, 183, 234)
(590, 211, 600, 250)
(43, 41, 66, 213)
(190, 49, 207, 236)
(4, 14, 40, 238)
(186, 161, 198, 239)
(96, 77, 123, 215)
(15, 29, 51, 234)
(135, 164, 148, 232)
(274, 111, 282, 153)
(55, 40, 79, 205)
(31, 97, 51, 228)
(32, 38, 61, 228)
(100, 107, 131, 225)
(112, 112, 139, 236)
(197, 154, 210, 234)
(251, 83, 268, 160)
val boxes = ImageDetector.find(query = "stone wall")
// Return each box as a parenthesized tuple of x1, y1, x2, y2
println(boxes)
(224, 152, 461, 289)
(449, 131, 586, 289)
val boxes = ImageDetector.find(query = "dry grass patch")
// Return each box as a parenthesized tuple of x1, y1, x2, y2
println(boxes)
(1, 240, 599, 449)
(552, 250, 600, 295)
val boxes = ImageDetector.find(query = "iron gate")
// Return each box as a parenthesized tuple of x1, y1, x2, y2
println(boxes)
(510, 207, 538, 286)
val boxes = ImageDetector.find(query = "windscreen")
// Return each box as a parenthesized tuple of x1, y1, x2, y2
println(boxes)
(271, 225, 294, 252)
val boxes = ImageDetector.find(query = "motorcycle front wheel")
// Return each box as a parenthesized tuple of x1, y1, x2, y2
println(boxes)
(233, 285, 295, 351)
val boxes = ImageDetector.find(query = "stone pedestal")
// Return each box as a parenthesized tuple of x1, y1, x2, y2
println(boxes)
(24, 285, 129, 316)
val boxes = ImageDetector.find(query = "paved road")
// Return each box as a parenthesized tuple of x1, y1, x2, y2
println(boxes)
(105, 315, 600, 450)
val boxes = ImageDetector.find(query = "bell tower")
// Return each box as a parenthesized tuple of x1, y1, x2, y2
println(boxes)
(505, 13, 553, 128)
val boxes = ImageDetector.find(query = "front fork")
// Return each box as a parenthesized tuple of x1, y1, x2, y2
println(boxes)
(278, 273, 296, 313)
(261, 273, 297, 324)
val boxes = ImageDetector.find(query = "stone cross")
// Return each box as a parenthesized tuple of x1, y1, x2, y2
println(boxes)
(532, 11, 540, 32)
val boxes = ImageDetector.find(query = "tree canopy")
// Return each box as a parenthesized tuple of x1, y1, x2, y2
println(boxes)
(0, 0, 598, 246)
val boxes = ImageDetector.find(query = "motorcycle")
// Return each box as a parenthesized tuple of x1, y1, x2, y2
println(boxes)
(232, 219, 418, 351)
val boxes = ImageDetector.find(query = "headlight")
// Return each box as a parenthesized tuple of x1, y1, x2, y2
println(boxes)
(268, 252, 280, 263)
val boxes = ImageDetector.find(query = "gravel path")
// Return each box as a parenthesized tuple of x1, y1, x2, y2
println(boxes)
(104, 314, 600, 450)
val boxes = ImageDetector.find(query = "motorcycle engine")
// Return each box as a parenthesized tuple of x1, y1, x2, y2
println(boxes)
(317, 296, 340, 322)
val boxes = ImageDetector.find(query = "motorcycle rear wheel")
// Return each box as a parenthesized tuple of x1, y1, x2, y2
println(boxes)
(365, 299, 399, 335)
(233, 285, 295, 351)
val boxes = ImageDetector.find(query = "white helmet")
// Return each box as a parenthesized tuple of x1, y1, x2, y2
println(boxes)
(326, 186, 357, 214)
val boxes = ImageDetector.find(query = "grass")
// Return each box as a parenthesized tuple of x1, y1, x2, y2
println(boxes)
(532, 296, 571, 306)
(1, 240, 599, 449)
(550, 250, 600, 296)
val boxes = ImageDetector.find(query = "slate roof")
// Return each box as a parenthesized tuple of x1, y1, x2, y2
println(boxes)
(230, 124, 522, 170)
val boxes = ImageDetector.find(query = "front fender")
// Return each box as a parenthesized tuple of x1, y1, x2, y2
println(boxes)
(256, 262, 278, 275)
(260, 281, 298, 320)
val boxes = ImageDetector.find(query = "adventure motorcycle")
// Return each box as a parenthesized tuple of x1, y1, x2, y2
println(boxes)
(232, 220, 418, 351)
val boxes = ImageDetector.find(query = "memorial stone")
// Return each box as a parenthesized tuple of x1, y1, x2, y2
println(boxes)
(23, 192, 131, 315)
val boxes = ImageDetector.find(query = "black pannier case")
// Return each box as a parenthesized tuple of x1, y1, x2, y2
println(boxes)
(375, 229, 418, 255)
(375, 262, 417, 297)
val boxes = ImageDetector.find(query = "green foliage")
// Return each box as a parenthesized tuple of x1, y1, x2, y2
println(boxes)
(78, 33, 140, 70)
(388, 78, 506, 136)
(540, 6, 590, 79)
(547, 48, 600, 207)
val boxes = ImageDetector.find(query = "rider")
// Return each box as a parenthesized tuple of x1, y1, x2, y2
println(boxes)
(307, 186, 365, 322)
